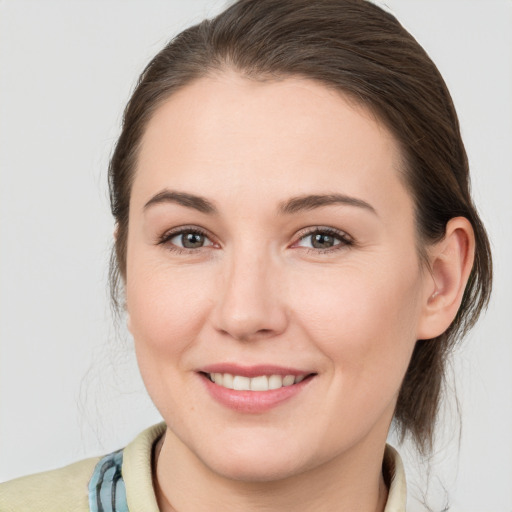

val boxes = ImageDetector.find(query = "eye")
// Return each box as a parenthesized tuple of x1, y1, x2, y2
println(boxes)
(159, 227, 216, 251)
(294, 228, 352, 251)
(171, 231, 210, 249)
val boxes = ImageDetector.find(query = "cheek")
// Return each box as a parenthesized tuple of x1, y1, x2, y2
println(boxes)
(126, 261, 214, 363)
(125, 262, 216, 424)
(289, 258, 423, 383)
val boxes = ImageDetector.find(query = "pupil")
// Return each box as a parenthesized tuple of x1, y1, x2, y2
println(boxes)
(312, 233, 334, 249)
(183, 233, 204, 248)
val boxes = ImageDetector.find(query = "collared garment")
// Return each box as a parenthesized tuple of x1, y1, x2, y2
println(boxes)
(0, 423, 407, 511)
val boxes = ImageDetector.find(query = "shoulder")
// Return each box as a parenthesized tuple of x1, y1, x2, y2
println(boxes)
(0, 423, 167, 512)
(0, 456, 100, 512)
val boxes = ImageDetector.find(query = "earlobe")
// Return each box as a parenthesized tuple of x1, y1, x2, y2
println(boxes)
(417, 217, 475, 340)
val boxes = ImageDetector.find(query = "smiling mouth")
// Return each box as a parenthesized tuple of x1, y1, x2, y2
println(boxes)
(202, 372, 314, 391)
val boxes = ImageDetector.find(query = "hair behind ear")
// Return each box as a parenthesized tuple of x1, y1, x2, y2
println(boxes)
(417, 217, 475, 341)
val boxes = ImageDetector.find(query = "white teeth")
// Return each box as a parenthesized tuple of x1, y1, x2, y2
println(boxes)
(268, 375, 283, 390)
(250, 375, 268, 391)
(222, 373, 234, 389)
(208, 373, 308, 391)
(282, 375, 295, 386)
(233, 376, 251, 391)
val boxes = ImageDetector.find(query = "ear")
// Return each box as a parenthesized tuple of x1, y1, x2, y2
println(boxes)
(417, 217, 475, 340)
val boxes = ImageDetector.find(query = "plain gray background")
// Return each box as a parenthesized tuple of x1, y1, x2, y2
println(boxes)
(1, 1, 511, 510)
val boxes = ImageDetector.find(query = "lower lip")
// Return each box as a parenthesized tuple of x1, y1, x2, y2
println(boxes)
(200, 374, 313, 413)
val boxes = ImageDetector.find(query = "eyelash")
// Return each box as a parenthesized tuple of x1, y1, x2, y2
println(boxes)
(293, 227, 354, 254)
(157, 226, 216, 254)
(157, 226, 353, 254)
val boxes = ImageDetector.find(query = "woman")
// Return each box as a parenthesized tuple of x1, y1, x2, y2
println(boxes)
(0, 0, 493, 510)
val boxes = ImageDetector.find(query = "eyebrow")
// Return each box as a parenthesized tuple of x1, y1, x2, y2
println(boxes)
(279, 194, 378, 216)
(143, 189, 377, 216)
(144, 190, 217, 214)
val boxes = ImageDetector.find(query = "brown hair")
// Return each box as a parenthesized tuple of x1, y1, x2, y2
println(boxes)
(109, 0, 492, 456)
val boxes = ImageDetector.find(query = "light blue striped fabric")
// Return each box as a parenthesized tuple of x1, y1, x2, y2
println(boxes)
(88, 449, 129, 512)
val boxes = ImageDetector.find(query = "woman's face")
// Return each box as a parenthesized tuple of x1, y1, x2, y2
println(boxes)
(126, 73, 431, 481)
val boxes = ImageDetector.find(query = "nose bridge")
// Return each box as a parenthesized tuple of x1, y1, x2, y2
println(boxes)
(213, 241, 287, 341)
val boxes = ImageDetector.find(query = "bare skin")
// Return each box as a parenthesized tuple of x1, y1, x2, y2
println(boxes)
(152, 432, 389, 512)
(126, 71, 474, 511)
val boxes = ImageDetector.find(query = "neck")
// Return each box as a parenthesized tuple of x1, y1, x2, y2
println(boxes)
(153, 430, 389, 512)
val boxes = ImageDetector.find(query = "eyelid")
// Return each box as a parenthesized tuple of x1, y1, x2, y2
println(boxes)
(157, 225, 218, 251)
(156, 224, 353, 254)
(291, 226, 354, 251)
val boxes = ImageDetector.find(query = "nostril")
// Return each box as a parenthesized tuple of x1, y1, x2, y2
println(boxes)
(236, 328, 277, 342)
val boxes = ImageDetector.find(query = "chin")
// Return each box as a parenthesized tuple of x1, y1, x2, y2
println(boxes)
(204, 453, 306, 483)
(193, 432, 314, 483)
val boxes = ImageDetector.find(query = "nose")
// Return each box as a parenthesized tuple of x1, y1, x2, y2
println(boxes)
(211, 249, 288, 342)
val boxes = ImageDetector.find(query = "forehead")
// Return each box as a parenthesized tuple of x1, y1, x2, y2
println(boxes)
(133, 72, 411, 219)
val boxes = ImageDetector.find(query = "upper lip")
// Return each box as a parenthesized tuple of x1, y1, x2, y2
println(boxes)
(199, 363, 314, 378)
